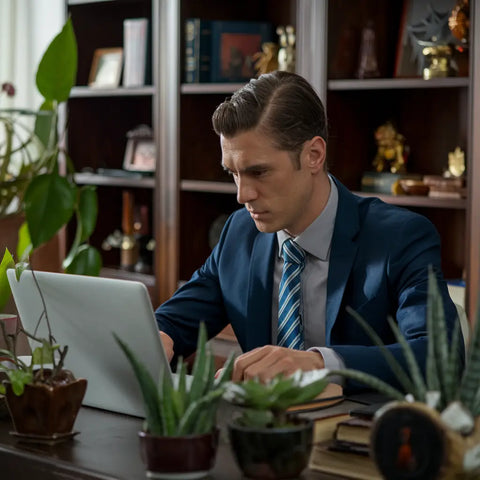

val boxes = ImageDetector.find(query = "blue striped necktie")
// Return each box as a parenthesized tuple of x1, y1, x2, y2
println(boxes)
(277, 239, 306, 350)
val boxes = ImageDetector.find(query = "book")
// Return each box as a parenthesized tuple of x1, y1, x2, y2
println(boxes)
(123, 18, 148, 87)
(184, 19, 273, 83)
(361, 171, 402, 194)
(334, 416, 373, 446)
(312, 413, 350, 444)
(185, 18, 212, 83)
(309, 441, 382, 480)
(210, 21, 273, 82)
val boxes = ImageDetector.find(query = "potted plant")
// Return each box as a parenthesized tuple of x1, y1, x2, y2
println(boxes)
(223, 369, 329, 480)
(329, 267, 480, 480)
(115, 322, 235, 479)
(0, 262, 87, 442)
(0, 17, 101, 314)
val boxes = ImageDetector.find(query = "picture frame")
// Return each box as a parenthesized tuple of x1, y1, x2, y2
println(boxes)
(89, 48, 123, 88)
(123, 125, 156, 173)
(210, 21, 273, 82)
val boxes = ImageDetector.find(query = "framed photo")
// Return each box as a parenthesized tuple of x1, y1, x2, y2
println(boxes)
(210, 21, 273, 82)
(123, 125, 156, 173)
(89, 48, 123, 88)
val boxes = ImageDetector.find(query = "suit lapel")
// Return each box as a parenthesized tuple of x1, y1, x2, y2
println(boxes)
(246, 233, 276, 350)
(326, 179, 360, 343)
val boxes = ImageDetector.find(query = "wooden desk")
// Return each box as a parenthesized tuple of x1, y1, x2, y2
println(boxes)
(0, 402, 357, 480)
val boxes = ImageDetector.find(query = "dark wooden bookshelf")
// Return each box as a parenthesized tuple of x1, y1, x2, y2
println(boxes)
(63, 0, 480, 321)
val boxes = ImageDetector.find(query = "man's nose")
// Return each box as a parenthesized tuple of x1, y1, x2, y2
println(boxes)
(236, 177, 257, 204)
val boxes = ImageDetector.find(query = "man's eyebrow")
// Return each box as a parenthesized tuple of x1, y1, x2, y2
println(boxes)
(222, 163, 270, 174)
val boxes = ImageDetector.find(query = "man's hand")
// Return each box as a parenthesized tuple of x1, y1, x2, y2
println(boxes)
(231, 345, 325, 382)
(159, 331, 174, 361)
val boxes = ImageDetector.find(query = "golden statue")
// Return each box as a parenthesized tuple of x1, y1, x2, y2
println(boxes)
(373, 122, 408, 174)
(253, 42, 279, 76)
(448, 146, 465, 177)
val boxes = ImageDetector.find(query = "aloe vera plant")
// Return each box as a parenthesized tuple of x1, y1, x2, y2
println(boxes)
(223, 369, 329, 428)
(330, 267, 476, 415)
(115, 323, 235, 436)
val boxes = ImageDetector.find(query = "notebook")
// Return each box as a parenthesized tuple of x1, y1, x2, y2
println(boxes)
(7, 269, 171, 418)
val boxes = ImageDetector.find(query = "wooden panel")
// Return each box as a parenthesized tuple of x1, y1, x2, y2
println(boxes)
(179, 191, 238, 281)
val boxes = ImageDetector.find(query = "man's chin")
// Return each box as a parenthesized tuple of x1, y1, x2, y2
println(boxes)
(253, 219, 277, 233)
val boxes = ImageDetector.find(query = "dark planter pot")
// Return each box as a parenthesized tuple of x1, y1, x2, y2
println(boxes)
(138, 428, 219, 479)
(228, 418, 314, 479)
(5, 372, 87, 437)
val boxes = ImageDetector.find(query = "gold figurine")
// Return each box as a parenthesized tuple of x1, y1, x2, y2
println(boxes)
(448, 146, 466, 178)
(253, 42, 279, 76)
(373, 122, 408, 174)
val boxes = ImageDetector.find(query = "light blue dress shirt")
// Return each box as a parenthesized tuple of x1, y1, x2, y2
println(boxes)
(272, 175, 346, 373)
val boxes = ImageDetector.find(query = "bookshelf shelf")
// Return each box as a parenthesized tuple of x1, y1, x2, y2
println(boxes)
(328, 77, 469, 91)
(181, 83, 246, 95)
(70, 86, 155, 98)
(75, 173, 155, 189)
(353, 192, 467, 210)
(180, 180, 236, 194)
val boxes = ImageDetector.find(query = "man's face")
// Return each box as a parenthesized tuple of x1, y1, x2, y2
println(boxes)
(221, 129, 323, 236)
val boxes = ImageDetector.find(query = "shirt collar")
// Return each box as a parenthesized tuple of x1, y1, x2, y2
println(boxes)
(277, 175, 338, 261)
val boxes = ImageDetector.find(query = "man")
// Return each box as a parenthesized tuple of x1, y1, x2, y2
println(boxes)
(156, 71, 459, 392)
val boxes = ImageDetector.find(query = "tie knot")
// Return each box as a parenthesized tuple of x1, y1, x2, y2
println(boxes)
(282, 239, 305, 265)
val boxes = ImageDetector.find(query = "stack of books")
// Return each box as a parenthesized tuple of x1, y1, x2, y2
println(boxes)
(309, 413, 382, 479)
(423, 175, 466, 199)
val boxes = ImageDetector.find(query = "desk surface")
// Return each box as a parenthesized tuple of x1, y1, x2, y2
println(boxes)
(0, 398, 370, 480)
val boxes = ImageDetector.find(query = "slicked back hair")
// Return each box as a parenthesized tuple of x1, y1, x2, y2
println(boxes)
(212, 71, 327, 168)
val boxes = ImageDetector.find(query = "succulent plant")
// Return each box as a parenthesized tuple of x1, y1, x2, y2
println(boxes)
(115, 322, 235, 436)
(330, 267, 477, 421)
(223, 369, 329, 428)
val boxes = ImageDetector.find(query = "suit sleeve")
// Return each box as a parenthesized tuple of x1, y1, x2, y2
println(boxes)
(154, 216, 234, 362)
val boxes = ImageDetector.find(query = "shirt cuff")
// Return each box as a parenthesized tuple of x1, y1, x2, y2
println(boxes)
(307, 346, 346, 386)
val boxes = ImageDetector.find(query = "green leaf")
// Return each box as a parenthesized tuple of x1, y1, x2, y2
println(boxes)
(425, 267, 449, 401)
(0, 249, 15, 311)
(188, 323, 210, 403)
(460, 298, 480, 411)
(78, 186, 98, 242)
(17, 222, 32, 262)
(329, 368, 405, 401)
(387, 315, 426, 401)
(31, 341, 57, 366)
(36, 18, 77, 103)
(444, 318, 462, 405)
(34, 101, 56, 150)
(346, 306, 415, 394)
(24, 173, 76, 248)
(114, 334, 163, 435)
(64, 244, 102, 276)
(7, 369, 34, 396)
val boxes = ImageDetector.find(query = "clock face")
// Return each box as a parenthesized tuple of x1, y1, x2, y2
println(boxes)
(372, 405, 445, 480)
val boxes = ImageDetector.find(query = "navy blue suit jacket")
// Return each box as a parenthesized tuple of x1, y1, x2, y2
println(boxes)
(156, 177, 459, 391)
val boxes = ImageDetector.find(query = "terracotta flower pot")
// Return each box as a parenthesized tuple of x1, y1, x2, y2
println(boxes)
(228, 418, 314, 479)
(5, 371, 87, 437)
(138, 428, 219, 479)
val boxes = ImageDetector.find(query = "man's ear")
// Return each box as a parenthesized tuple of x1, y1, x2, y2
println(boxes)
(305, 136, 326, 173)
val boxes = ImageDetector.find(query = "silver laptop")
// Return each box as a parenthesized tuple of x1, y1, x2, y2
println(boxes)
(7, 269, 171, 418)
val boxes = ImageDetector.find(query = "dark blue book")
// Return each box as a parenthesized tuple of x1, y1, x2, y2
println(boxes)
(185, 18, 212, 83)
